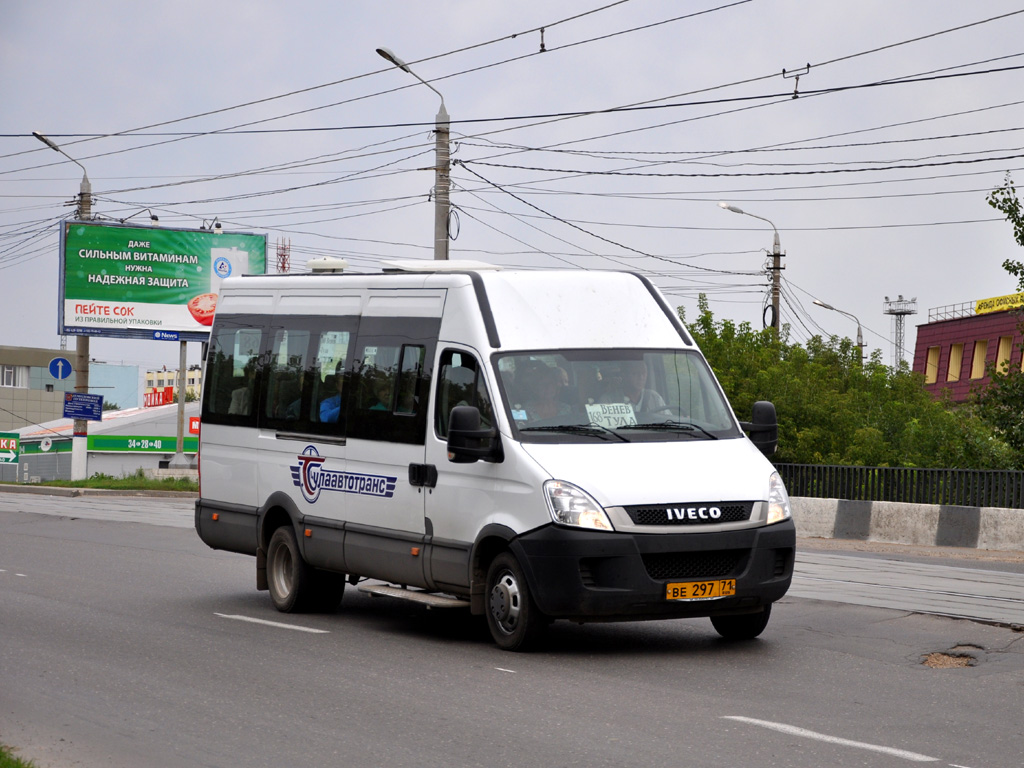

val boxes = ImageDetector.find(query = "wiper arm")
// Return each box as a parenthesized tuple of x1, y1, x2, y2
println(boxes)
(518, 423, 630, 442)
(620, 421, 719, 439)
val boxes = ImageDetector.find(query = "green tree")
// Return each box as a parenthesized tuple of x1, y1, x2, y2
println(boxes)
(684, 295, 1018, 469)
(975, 174, 1024, 454)
(987, 173, 1024, 289)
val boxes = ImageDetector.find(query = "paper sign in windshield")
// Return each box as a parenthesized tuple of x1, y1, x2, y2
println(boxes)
(586, 402, 638, 429)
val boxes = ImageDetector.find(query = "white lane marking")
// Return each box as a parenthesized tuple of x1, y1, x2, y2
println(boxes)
(495, 668, 517, 674)
(723, 717, 939, 762)
(16, 573, 26, 577)
(214, 613, 329, 634)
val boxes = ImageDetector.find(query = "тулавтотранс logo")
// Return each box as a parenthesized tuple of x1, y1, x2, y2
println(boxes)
(290, 445, 397, 503)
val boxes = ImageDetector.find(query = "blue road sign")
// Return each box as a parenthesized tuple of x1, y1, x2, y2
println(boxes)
(63, 392, 103, 421)
(49, 356, 73, 380)
(153, 330, 180, 341)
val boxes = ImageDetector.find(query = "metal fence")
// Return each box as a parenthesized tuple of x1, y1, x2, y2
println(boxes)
(775, 463, 1024, 510)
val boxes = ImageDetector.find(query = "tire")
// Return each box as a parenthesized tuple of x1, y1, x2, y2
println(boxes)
(309, 570, 346, 613)
(485, 552, 545, 651)
(266, 526, 313, 613)
(711, 605, 771, 640)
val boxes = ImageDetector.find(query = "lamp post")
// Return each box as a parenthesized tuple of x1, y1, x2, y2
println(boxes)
(33, 130, 92, 480)
(376, 46, 449, 260)
(813, 299, 865, 365)
(718, 202, 783, 332)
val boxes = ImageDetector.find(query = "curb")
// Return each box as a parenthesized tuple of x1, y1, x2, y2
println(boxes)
(0, 484, 198, 499)
(792, 497, 1024, 552)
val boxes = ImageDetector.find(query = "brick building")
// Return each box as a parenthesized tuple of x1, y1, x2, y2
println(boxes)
(912, 292, 1024, 402)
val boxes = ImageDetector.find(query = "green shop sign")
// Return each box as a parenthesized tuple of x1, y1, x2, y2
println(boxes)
(87, 435, 198, 454)
(60, 221, 266, 341)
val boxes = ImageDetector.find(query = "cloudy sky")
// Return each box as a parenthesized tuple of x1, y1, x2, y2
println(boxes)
(4, 0, 1024, 374)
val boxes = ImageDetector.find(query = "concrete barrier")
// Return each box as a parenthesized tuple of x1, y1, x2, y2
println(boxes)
(792, 497, 1024, 552)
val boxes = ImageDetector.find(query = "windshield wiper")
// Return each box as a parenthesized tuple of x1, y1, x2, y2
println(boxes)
(620, 421, 719, 439)
(518, 423, 630, 442)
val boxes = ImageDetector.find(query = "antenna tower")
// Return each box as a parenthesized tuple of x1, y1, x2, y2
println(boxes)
(275, 238, 291, 273)
(883, 295, 917, 367)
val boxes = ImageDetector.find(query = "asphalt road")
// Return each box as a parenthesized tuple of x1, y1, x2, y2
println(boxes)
(1, 492, 1023, 768)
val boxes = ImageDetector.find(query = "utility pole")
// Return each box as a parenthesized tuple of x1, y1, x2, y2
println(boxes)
(377, 47, 450, 260)
(33, 131, 92, 480)
(719, 202, 784, 332)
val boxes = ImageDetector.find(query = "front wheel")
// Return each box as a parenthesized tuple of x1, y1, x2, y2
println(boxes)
(710, 605, 771, 640)
(485, 552, 545, 651)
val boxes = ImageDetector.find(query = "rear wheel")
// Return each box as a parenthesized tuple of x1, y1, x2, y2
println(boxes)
(711, 605, 771, 640)
(267, 526, 312, 613)
(485, 552, 545, 651)
(309, 570, 346, 612)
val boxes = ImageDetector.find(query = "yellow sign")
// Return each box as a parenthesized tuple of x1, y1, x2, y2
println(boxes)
(976, 292, 1024, 315)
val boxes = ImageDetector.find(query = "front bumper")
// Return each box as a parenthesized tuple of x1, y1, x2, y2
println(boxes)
(510, 519, 796, 621)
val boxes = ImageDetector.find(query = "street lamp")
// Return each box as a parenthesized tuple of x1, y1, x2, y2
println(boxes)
(813, 299, 865, 365)
(376, 47, 449, 260)
(32, 130, 92, 480)
(718, 202, 783, 331)
(33, 131, 92, 220)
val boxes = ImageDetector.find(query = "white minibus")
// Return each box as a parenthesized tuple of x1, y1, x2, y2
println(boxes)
(195, 262, 794, 650)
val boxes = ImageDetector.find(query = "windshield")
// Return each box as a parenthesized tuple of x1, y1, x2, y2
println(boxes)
(494, 349, 741, 443)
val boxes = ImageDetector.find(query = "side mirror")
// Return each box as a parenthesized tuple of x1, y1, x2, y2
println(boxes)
(739, 400, 778, 456)
(447, 405, 503, 464)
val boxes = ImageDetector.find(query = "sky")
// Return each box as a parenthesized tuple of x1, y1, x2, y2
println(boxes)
(4, 0, 1024, 376)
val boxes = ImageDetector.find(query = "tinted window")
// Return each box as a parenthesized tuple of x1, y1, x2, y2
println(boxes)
(435, 349, 495, 439)
(202, 316, 263, 427)
(346, 317, 438, 445)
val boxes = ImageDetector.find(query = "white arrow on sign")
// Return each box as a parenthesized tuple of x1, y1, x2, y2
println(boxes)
(0, 451, 16, 462)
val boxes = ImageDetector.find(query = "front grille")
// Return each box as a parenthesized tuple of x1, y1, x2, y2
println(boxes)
(642, 550, 747, 580)
(625, 501, 754, 526)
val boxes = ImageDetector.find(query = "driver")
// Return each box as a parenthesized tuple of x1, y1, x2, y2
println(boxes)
(600, 361, 667, 414)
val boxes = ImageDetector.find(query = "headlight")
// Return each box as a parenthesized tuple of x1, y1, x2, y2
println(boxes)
(543, 480, 614, 531)
(766, 471, 792, 525)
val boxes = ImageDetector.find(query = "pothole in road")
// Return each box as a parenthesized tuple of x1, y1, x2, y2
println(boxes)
(921, 644, 983, 668)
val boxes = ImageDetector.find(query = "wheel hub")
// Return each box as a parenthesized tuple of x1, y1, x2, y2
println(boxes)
(489, 572, 520, 632)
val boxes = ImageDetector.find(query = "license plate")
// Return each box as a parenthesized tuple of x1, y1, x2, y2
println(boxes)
(665, 579, 736, 601)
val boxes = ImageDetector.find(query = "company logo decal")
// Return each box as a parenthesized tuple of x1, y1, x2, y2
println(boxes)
(290, 445, 397, 504)
(666, 506, 722, 521)
(213, 256, 233, 279)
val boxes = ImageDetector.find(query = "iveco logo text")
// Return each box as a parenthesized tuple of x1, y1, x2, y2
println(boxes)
(290, 445, 397, 504)
(667, 506, 722, 521)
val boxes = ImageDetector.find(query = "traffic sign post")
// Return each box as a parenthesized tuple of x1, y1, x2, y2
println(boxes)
(62, 393, 104, 422)
(48, 357, 73, 380)
(0, 433, 19, 464)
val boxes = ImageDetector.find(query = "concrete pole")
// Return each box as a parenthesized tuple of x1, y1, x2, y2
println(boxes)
(434, 103, 450, 261)
(34, 132, 93, 481)
(71, 172, 93, 481)
(169, 341, 190, 468)
(770, 232, 781, 333)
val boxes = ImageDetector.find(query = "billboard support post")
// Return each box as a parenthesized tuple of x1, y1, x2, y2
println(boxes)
(169, 340, 190, 469)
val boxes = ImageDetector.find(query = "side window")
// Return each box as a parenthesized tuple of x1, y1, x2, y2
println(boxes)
(310, 330, 352, 433)
(202, 317, 263, 426)
(435, 349, 494, 439)
(345, 317, 438, 445)
(263, 329, 311, 430)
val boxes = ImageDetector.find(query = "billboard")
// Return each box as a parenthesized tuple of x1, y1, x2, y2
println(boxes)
(60, 221, 267, 341)
(975, 291, 1024, 315)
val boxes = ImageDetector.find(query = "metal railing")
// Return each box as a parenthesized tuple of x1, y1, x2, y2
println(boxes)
(927, 301, 975, 322)
(775, 463, 1024, 509)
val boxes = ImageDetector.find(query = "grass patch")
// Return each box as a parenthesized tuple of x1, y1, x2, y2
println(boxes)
(0, 467, 197, 493)
(0, 742, 37, 768)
